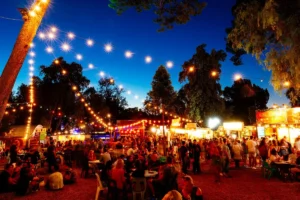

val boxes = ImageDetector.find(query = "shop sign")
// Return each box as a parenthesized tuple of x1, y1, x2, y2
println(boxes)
(256, 109, 287, 124)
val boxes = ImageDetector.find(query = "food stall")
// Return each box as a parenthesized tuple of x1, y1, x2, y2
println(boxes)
(256, 107, 300, 145)
(223, 122, 244, 139)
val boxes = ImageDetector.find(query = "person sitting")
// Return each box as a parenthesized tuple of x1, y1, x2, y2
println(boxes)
(63, 168, 77, 184)
(290, 151, 300, 179)
(88, 150, 96, 161)
(132, 160, 145, 178)
(0, 164, 17, 193)
(162, 190, 183, 200)
(12, 161, 23, 179)
(268, 149, 281, 167)
(45, 165, 64, 190)
(15, 167, 31, 196)
(182, 175, 203, 200)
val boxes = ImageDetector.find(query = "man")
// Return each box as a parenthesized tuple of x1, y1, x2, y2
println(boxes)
(246, 136, 257, 169)
(222, 139, 232, 177)
(0, 164, 17, 193)
(192, 140, 201, 174)
(47, 141, 57, 173)
(127, 145, 138, 156)
(180, 141, 188, 174)
(100, 148, 111, 165)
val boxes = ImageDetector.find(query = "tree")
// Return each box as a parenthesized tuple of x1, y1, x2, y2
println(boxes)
(179, 44, 226, 122)
(286, 88, 300, 107)
(109, 0, 207, 31)
(38, 58, 90, 131)
(97, 78, 128, 123)
(0, 0, 51, 124)
(223, 79, 269, 124)
(145, 65, 176, 112)
(226, 0, 300, 92)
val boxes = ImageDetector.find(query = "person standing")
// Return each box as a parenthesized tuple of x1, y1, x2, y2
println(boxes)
(232, 140, 242, 168)
(47, 141, 57, 173)
(179, 141, 188, 174)
(246, 136, 257, 169)
(192, 140, 201, 174)
(222, 139, 232, 177)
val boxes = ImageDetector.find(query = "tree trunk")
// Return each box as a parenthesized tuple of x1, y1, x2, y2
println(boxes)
(0, 0, 51, 124)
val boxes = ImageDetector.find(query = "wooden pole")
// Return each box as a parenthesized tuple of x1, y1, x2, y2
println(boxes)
(0, 0, 51, 123)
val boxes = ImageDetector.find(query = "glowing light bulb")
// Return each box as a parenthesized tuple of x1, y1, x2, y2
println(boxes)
(62, 70, 67, 75)
(29, 43, 35, 48)
(76, 54, 83, 61)
(125, 50, 133, 58)
(88, 64, 94, 69)
(29, 11, 36, 17)
(99, 71, 105, 77)
(46, 46, 53, 53)
(234, 74, 242, 81)
(29, 72, 34, 77)
(284, 81, 290, 87)
(188, 66, 195, 72)
(67, 32, 75, 40)
(104, 43, 113, 53)
(127, 90, 131, 95)
(29, 66, 34, 71)
(38, 32, 46, 39)
(42, 0, 48, 3)
(54, 59, 59, 64)
(34, 5, 41, 12)
(86, 39, 94, 46)
(72, 86, 77, 91)
(211, 71, 217, 77)
(134, 95, 139, 99)
(28, 59, 34, 65)
(50, 26, 57, 33)
(109, 78, 114, 83)
(47, 32, 56, 40)
(29, 51, 35, 57)
(145, 56, 152, 63)
(119, 85, 123, 89)
(166, 61, 174, 68)
(61, 43, 71, 52)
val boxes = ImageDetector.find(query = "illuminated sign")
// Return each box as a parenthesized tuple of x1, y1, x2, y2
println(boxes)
(256, 109, 287, 124)
(223, 122, 244, 131)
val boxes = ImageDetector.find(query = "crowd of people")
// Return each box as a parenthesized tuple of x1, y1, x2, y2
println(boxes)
(0, 134, 299, 199)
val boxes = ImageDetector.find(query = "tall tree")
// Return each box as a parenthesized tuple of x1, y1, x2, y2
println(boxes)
(226, 0, 300, 92)
(97, 78, 128, 123)
(286, 87, 300, 107)
(145, 65, 176, 112)
(0, 0, 50, 124)
(223, 79, 269, 124)
(109, 0, 207, 31)
(179, 44, 226, 122)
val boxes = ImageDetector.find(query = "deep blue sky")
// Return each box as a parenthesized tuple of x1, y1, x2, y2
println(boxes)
(0, 0, 288, 108)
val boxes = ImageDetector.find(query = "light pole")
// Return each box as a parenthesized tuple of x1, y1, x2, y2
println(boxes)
(160, 99, 167, 156)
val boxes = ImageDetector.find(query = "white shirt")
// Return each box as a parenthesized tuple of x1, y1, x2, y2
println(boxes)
(246, 140, 257, 153)
(101, 152, 111, 165)
(294, 140, 300, 151)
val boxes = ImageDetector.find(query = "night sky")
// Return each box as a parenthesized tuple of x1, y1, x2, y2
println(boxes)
(0, 0, 288, 108)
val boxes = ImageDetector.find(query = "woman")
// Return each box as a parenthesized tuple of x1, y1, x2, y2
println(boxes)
(88, 150, 96, 161)
(232, 140, 243, 168)
(163, 190, 182, 200)
(210, 141, 222, 183)
(182, 175, 203, 200)
(258, 138, 268, 162)
(111, 159, 126, 190)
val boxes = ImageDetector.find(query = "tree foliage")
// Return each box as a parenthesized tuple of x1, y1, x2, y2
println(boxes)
(226, 0, 300, 91)
(179, 44, 226, 122)
(109, 0, 206, 31)
(286, 87, 300, 107)
(145, 65, 176, 113)
(223, 79, 269, 124)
